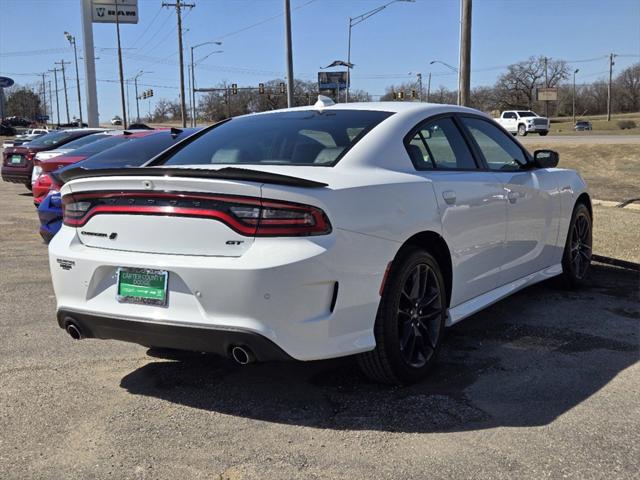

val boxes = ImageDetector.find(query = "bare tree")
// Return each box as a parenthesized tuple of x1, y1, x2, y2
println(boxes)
(615, 63, 640, 112)
(152, 99, 172, 122)
(494, 56, 569, 110)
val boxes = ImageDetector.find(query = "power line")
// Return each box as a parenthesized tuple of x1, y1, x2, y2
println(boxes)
(129, 6, 164, 48)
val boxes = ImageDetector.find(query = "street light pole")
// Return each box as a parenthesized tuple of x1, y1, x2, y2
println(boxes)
(190, 41, 222, 127)
(572, 68, 579, 126)
(430, 60, 458, 104)
(64, 32, 83, 125)
(346, 0, 414, 102)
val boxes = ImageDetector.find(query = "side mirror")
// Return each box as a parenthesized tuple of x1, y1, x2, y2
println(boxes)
(533, 149, 559, 168)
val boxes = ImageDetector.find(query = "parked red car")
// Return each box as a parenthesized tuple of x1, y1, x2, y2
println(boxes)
(32, 130, 159, 205)
(1, 129, 103, 189)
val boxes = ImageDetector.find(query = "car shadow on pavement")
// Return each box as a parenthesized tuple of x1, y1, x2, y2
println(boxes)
(120, 264, 639, 433)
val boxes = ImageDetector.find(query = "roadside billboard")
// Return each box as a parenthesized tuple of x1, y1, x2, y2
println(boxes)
(537, 87, 558, 102)
(318, 71, 349, 90)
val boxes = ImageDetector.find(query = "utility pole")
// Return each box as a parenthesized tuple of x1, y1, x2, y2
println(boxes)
(163, 0, 195, 127)
(64, 32, 83, 126)
(115, 8, 128, 128)
(543, 56, 549, 117)
(48, 68, 60, 126)
(607, 53, 616, 122)
(284, 0, 295, 108)
(55, 60, 71, 123)
(48, 80, 53, 127)
(81, 0, 99, 127)
(572, 68, 579, 125)
(41, 73, 47, 121)
(426, 72, 431, 102)
(458, 0, 471, 106)
(133, 71, 146, 123)
(416, 73, 423, 101)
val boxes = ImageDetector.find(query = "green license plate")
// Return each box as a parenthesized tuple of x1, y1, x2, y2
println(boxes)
(11, 155, 22, 164)
(117, 268, 168, 306)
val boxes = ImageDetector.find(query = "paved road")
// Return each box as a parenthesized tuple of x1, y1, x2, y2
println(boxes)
(520, 134, 640, 144)
(0, 181, 638, 479)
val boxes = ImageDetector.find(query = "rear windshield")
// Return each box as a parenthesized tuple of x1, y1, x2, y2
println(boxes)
(157, 110, 393, 167)
(75, 129, 199, 169)
(26, 130, 98, 148)
(58, 132, 111, 150)
(67, 135, 132, 157)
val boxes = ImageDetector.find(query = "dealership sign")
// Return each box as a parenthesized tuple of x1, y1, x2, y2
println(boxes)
(92, 0, 139, 24)
(318, 71, 349, 90)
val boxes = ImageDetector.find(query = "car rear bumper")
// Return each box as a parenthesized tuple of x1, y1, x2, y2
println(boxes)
(1, 166, 32, 184)
(57, 308, 294, 361)
(49, 225, 395, 361)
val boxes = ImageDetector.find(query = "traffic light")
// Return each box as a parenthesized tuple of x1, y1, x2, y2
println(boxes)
(232, 83, 238, 95)
(149, 89, 154, 98)
(392, 92, 397, 100)
(258, 83, 265, 94)
(279, 82, 285, 94)
(411, 89, 417, 99)
(398, 91, 405, 100)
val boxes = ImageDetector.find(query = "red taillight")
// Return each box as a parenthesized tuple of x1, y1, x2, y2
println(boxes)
(62, 191, 331, 237)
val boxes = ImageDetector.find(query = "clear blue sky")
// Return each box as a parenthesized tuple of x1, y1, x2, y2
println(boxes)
(1, 0, 639, 121)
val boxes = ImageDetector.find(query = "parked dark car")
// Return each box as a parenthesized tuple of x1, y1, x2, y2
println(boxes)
(574, 121, 592, 131)
(1, 129, 103, 188)
(0, 123, 17, 136)
(38, 127, 200, 242)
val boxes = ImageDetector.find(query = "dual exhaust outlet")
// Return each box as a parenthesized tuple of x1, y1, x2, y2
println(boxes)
(64, 316, 256, 365)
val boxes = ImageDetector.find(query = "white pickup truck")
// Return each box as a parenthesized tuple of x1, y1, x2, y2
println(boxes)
(496, 110, 549, 136)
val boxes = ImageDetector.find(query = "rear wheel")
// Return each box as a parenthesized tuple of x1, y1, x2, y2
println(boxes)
(539, 131, 549, 136)
(518, 124, 527, 136)
(560, 203, 592, 288)
(358, 248, 447, 385)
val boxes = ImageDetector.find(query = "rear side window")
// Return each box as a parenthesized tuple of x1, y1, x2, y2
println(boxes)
(159, 110, 393, 167)
(58, 133, 109, 150)
(461, 117, 527, 171)
(76, 131, 196, 169)
(407, 117, 476, 170)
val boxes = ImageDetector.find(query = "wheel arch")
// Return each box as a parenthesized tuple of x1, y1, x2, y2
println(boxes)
(396, 231, 453, 308)
(576, 192, 592, 218)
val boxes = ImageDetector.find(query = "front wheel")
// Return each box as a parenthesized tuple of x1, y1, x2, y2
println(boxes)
(518, 124, 527, 136)
(539, 131, 549, 136)
(560, 203, 592, 288)
(358, 248, 447, 385)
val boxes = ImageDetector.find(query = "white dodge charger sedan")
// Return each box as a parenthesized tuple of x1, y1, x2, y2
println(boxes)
(49, 99, 592, 384)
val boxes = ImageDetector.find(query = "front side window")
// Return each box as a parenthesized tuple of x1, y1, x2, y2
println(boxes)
(517, 111, 536, 117)
(159, 110, 393, 167)
(461, 117, 528, 171)
(407, 117, 476, 170)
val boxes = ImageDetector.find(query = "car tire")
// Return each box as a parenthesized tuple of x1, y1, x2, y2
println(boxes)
(518, 124, 527, 136)
(559, 202, 592, 288)
(539, 131, 548, 136)
(357, 247, 447, 385)
(24, 182, 32, 191)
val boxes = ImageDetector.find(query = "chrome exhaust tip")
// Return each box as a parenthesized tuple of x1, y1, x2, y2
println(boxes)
(64, 319, 83, 340)
(230, 345, 255, 365)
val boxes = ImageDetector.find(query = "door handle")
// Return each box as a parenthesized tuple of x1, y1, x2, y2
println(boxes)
(507, 190, 518, 204)
(442, 190, 457, 205)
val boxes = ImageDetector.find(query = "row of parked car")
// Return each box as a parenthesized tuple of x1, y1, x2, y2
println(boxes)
(1, 125, 200, 242)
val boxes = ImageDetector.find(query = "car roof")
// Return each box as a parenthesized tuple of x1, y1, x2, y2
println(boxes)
(248, 101, 479, 117)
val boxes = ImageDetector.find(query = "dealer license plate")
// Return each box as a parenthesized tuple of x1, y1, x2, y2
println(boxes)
(116, 268, 168, 306)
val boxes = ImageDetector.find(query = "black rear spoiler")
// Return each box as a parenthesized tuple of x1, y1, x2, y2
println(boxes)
(57, 166, 328, 188)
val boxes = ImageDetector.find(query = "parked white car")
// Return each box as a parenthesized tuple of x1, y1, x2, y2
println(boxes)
(49, 100, 591, 384)
(496, 110, 550, 136)
(2, 128, 49, 148)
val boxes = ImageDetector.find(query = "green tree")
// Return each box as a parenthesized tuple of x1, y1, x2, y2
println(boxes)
(6, 86, 42, 119)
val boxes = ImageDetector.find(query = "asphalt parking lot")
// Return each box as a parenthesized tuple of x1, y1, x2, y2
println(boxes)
(0, 171, 638, 479)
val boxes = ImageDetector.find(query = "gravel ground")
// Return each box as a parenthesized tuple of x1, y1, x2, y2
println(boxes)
(0, 177, 638, 479)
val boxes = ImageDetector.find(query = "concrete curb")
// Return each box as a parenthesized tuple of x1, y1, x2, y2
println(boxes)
(593, 198, 640, 211)
(592, 255, 640, 272)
